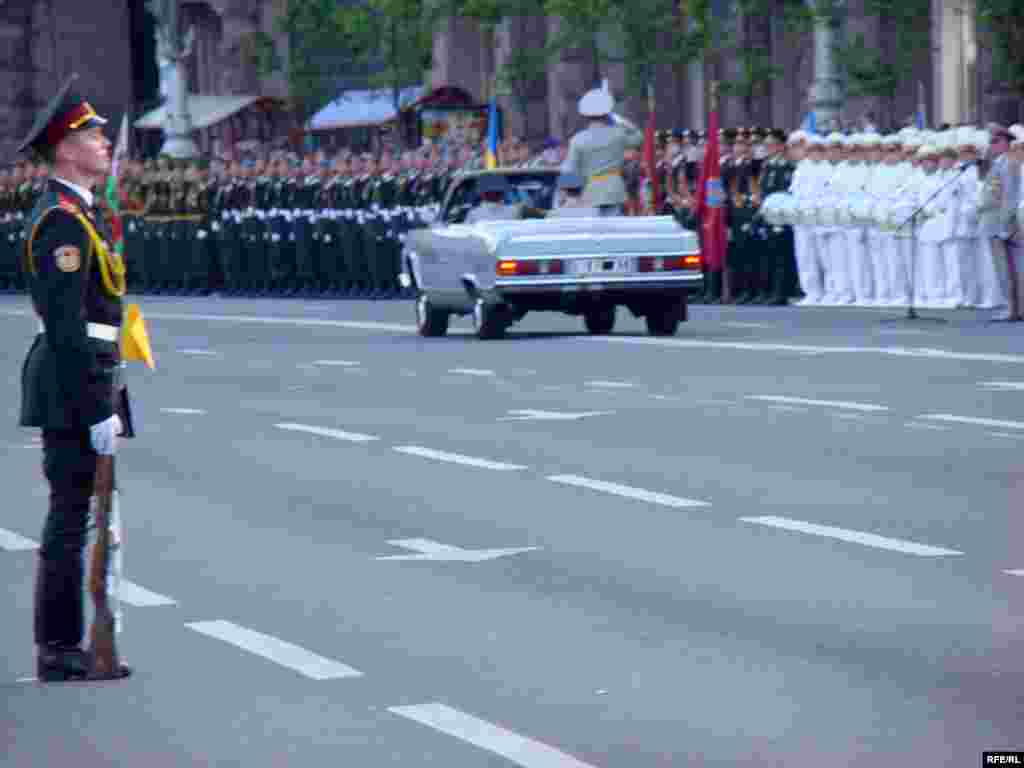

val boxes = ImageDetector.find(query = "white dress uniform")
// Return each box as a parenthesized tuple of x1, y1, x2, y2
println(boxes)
(791, 154, 824, 304)
(917, 160, 956, 307)
(841, 156, 874, 304)
(889, 159, 922, 306)
(822, 157, 854, 304)
(865, 157, 895, 304)
(954, 161, 982, 307)
(978, 151, 1020, 309)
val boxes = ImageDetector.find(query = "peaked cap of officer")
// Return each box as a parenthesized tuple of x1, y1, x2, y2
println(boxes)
(16, 73, 107, 157)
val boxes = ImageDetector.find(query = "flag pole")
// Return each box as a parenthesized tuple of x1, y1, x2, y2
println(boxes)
(709, 80, 730, 304)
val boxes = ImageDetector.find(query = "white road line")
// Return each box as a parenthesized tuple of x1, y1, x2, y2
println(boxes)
(0, 528, 39, 551)
(746, 395, 889, 413)
(0, 528, 176, 605)
(120, 580, 177, 607)
(1003, 569, 1024, 576)
(739, 515, 963, 557)
(15, 677, 38, 684)
(389, 702, 599, 768)
(919, 414, 1024, 430)
(980, 381, 1024, 391)
(498, 410, 614, 422)
(593, 335, 1024, 365)
(313, 360, 361, 367)
(722, 321, 775, 329)
(144, 311, 415, 333)
(988, 431, 1024, 440)
(160, 408, 207, 415)
(393, 446, 527, 471)
(274, 422, 380, 443)
(585, 380, 634, 388)
(449, 368, 496, 377)
(904, 421, 951, 432)
(179, 348, 218, 356)
(765, 404, 809, 413)
(547, 474, 709, 508)
(186, 620, 362, 680)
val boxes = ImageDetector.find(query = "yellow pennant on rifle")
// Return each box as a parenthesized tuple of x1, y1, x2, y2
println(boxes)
(121, 303, 155, 369)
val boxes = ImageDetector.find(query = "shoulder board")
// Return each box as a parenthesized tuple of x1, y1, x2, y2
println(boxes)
(57, 193, 82, 216)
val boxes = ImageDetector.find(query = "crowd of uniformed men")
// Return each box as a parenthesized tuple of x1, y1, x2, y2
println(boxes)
(1, 121, 1021, 316)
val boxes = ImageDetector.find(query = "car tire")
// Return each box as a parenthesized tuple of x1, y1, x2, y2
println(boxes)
(472, 297, 506, 340)
(416, 294, 450, 337)
(645, 297, 685, 336)
(583, 305, 616, 335)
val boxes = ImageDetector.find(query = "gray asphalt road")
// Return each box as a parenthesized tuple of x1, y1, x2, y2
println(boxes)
(2, 296, 1023, 767)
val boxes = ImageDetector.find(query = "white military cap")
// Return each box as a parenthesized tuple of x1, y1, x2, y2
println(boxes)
(826, 131, 844, 145)
(787, 130, 807, 145)
(862, 133, 881, 147)
(578, 89, 614, 118)
(953, 126, 974, 148)
(1010, 123, 1024, 140)
(972, 128, 990, 152)
(916, 144, 939, 158)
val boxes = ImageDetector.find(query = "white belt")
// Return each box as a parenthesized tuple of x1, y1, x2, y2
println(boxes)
(38, 321, 119, 342)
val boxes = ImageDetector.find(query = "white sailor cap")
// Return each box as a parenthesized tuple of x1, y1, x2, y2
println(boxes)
(578, 89, 614, 118)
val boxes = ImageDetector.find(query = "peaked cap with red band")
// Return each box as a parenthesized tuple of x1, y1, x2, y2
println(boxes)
(16, 73, 107, 157)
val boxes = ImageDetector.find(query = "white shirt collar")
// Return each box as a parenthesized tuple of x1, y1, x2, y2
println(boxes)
(54, 177, 94, 208)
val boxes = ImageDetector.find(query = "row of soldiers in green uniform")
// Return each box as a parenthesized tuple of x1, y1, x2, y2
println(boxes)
(0, 148, 469, 297)
(638, 126, 799, 304)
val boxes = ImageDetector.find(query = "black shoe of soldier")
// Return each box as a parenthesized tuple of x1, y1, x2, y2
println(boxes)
(37, 646, 90, 682)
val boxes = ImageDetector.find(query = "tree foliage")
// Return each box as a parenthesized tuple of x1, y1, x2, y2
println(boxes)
(832, 0, 931, 121)
(977, 0, 1024, 95)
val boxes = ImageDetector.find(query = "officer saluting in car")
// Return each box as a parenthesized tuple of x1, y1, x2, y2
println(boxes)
(465, 174, 522, 223)
(562, 84, 644, 216)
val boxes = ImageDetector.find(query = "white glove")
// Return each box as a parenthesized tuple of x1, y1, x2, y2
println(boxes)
(90, 414, 123, 456)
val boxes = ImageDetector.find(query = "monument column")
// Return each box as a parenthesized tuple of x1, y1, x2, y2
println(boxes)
(807, 0, 844, 131)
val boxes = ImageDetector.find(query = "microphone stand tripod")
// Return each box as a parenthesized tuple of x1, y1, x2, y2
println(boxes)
(881, 162, 972, 325)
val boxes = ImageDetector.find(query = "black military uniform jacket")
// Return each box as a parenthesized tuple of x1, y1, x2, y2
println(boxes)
(20, 179, 122, 430)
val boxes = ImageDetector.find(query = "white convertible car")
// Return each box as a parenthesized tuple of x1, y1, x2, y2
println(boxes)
(399, 169, 703, 339)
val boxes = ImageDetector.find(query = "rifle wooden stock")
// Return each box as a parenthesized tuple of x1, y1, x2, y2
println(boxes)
(87, 454, 122, 677)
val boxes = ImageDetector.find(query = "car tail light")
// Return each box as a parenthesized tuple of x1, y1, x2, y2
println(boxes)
(497, 260, 556, 276)
(637, 254, 702, 272)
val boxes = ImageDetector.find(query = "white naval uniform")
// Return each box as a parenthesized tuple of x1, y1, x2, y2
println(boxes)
(791, 158, 824, 304)
(465, 202, 524, 224)
(917, 168, 956, 307)
(821, 161, 854, 305)
(889, 162, 921, 306)
(954, 164, 983, 307)
(865, 163, 894, 305)
(843, 161, 874, 305)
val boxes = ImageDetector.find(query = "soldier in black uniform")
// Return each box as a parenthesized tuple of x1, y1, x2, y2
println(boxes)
(751, 128, 796, 304)
(17, 75, 132, 682)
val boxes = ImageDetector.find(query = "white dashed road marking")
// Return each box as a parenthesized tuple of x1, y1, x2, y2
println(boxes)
(376, 538, 539, 562)
(185, 620, 362, 680)
(120, 581, 177, 607)
(746, 395, 889, 413)
(722, 321, 775, 329)
(449, 368, 496, 377)
(547, 474, 709, 508)
(1003, 569, 1024, 577)
(919, 414, 1024, 430)
(988, 432, 1024, 440)
(498, 410, 614, 422)
(313, 360, 361, 367)
(585, 380, 634, 388)
(904, 421, 951, 431)
(1, 528, 177, 604)
(739, 515, 963, 557)
(160, 408, 207, 415)
(0, 528, 39, 551)
(393, 446, 527, 471)
(389, 702, 599, 768)
(179, 348, 218, 356)
(274, 422, 380, 443)
(980, 381, 1024, 391)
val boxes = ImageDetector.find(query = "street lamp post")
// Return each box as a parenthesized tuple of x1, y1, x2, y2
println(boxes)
(807, 0, 844, 131)
(150, 0, 198, 159)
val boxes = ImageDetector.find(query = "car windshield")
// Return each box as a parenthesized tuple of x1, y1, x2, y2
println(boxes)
(444, 173, 558, 222)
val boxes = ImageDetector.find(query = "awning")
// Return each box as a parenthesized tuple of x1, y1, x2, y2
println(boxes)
(134, 94, 263, 130)
(307, 86, 425, 131)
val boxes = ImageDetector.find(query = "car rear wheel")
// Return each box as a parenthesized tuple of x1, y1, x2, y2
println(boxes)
(473, 298, 507, 340)
(583, 305, 616, 335)
(416, 294, 450, 337)
(645, 297, 686, 336)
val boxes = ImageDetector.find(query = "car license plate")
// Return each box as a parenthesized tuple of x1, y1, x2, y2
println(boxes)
(573, 256, 632, 275)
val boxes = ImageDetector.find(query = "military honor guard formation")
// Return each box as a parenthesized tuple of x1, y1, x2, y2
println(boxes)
(4, 72, 1024, 767)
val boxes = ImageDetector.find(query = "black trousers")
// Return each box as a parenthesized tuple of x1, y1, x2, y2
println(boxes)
(35, 428, 96, 649)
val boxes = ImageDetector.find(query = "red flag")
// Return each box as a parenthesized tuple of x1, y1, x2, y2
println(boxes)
(695, 90, 725, 272)
(641, 99, 661, 214)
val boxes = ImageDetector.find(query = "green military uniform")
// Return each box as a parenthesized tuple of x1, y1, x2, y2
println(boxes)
(751, 129, 796, 304)
(16, 76, 132, 682)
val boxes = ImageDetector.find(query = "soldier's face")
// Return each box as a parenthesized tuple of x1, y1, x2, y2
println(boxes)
(57, 127, 111, 181)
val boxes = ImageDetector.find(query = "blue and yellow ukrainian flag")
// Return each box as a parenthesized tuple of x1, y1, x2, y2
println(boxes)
(484, 94, 498, 169)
